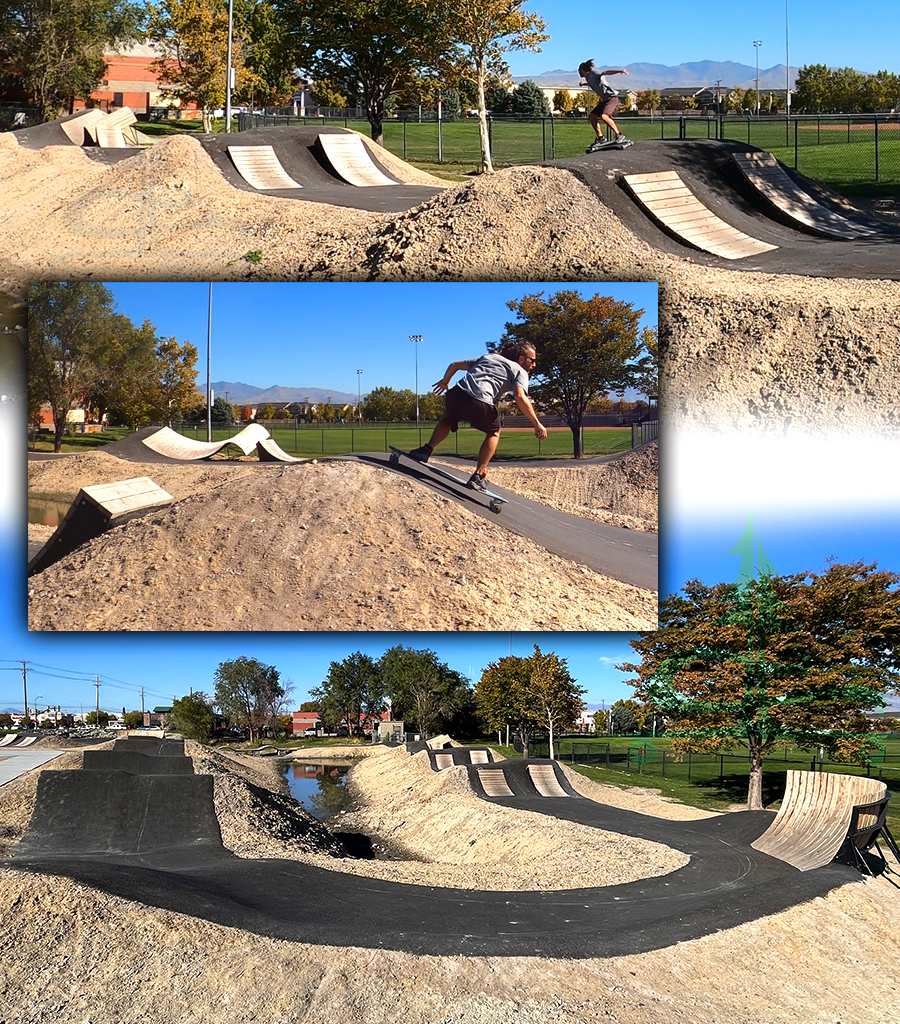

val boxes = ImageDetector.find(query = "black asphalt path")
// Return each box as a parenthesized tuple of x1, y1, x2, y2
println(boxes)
(10, 739, 857, 959)
(196, 125, 445, 212)
(549, 138, 900, 279)
(353, 450, 657, 592)
(30, 430, 658, 593)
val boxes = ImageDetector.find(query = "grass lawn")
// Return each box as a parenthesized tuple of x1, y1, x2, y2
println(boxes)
(29, 426, 131, 454)
(174, 423, 632, 460)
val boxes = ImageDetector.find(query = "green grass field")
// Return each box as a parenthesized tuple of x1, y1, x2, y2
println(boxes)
(479, 733, 900, 832)
(28, 424, 632, 460)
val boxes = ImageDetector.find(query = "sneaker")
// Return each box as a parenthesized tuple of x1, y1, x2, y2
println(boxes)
(467, 471, 488, 492)
(586, 138, 609, 153)
(408, 444, 432, 463)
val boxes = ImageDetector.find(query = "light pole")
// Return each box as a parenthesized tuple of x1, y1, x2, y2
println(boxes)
(33, 697, 42, 730)
(357, 369, 363, 422)
(785, 0, 791, 118)
(754, 41, 762, 116)
(409, 335, 423, 428)
(206, 283, 213, 442)
(225, 0, 235, 133)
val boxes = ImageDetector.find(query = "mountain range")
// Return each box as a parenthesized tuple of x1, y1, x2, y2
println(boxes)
(205, 381, 360, 406)
(513, 61, 803, 91)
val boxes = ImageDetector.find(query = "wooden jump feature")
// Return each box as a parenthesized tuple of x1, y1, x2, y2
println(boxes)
(623, 169, 778, 260)
(527, 764, 569, 798)
(751, 770, 898, 873)
(227, 146, 304, 191)
(732, 152, 876, 240)
(477, 768, 514, 798)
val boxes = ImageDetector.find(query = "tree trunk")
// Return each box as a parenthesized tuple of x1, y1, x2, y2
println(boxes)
(569, 422, 583, 459)
(475, 58, 493, 173)
(747, 735, 764, 809)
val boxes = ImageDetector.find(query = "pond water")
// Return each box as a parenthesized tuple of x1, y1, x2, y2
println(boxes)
(282, 761, 352, 821)
(28, 498, 72, 527)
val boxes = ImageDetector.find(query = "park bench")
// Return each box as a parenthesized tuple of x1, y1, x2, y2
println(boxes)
(751, 769, 899, 875)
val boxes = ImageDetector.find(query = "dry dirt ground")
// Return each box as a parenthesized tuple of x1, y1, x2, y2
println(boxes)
(2, 132, 899, 437)
(26, 444, 658, 631)
(1, 741, 899, 1024)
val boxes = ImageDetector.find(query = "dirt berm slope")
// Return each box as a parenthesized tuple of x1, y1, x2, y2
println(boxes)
(27, 455, 656, 631)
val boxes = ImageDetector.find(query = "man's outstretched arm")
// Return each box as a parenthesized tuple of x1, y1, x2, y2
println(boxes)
(514, 386, 548, 439)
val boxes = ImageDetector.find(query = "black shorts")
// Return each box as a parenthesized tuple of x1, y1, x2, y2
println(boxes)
(444, 385, 501, 434)
(591, 94, 618, 118)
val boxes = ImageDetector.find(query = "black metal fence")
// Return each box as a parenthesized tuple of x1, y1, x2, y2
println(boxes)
(240, 111, 899, 188)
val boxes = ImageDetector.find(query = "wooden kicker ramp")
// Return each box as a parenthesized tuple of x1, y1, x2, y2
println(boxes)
(731, 152, 878, 240)
(623, 169, 778, 260)
(752, 770, 898, 873)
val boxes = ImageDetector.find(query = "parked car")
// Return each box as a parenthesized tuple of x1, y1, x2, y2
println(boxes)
(303, 727, 317, 737)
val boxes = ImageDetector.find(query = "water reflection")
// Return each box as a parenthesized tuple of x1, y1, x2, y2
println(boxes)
(283, 761, 351, 821)
(27, 497, 71, 527)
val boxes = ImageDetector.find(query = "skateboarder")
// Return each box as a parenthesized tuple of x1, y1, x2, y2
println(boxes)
(408, 341, 548, 491)
(579, 60, 631, 152)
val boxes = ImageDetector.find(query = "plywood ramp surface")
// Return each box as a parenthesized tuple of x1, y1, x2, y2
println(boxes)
(228, 146, 303, 190)
(751, 770, 888, 871)
(60, 109, 106, 145)
(477, 768, 514, 797)
(469, 749, 491, 764)
(527, 764, 569, 797)
(434, 753, 454, 770)
(732, 152, 876, 239)
(317, 133, 397, 187)
(624, 169, 777, 259)
(141, 424, 270, 459)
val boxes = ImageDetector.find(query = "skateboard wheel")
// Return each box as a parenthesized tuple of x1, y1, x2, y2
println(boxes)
(490, 502, 502, 514)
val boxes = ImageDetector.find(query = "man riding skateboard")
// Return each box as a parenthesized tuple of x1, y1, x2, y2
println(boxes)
(579, 60, 631, 152)
(409, 340, 547, 491)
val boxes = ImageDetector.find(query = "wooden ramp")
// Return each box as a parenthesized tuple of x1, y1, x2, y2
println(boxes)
(228, 146, 303, 190)
(477, 768, 514, 797)
(434, 753, 454, 770)
(140, 424, 270, 460)
(59, 109, 106, 145)
(28, 478, 174, 576)
(95, 124, 128, 148)
(256, 438, 302, 463)
(469, 749, 492, 764)
(623, 170, 778, 260)
(316, 133, 397, 187)
(732, 152, 876, 240)
(527, 764, 569, 797)
(752, 770, 890, 871)
(0, 734, 17, 747)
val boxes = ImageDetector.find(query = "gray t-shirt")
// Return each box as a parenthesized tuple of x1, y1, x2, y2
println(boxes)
(584, 68, 617, 98)
(456, 352, 529, 405)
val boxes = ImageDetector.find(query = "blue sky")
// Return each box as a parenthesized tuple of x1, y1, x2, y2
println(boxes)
(507, 0, 896, 77)
(104, 282, 658, 400)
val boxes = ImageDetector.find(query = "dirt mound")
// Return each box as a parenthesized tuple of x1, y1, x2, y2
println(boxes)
(341, 746, 686, 889)
(27, 457, 656, 631)
(488, 442, 658, 532)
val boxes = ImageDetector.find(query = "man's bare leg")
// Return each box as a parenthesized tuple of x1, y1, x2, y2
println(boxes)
(475, 432, 500, 476)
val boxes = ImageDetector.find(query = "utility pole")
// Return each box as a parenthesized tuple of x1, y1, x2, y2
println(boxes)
(19, 661, 28, 727)
(410, 335, 423, 429)
(94, 675, 101, 727)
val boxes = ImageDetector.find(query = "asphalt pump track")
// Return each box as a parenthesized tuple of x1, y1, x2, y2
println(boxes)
(29, 428, 658, 593)
(9, 737, 859, 958)
(549, 138, 900, 279)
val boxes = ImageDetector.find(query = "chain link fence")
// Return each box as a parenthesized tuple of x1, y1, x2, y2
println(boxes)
(242, 111, 899, 189)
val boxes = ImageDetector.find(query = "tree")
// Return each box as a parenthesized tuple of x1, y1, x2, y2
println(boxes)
(476, 654, 540, 755)
(485, 82, 512, 113)
(213, 657, 286, 741)
(608, 698, 640, 735)
(123, 710, 144, 729)
(498, 290, 645, 458)
(311, 79, 348, 110)
(170, 691, 215, 740)
(312, 652, 387, 736)
(88, 316, 160, 429)
(85, 710, 112, 727)
(794, 64, 831, 113)
(445, 0, 547, 173)
(379, 646, 471, 737)
(512, 78, 549, 116)
(636, 89, 660, 113)
(146, 336, 199, 426)
(552, 89, 572, 114)
(28, 282, 122, 452)
(276, 0, 453, 146)
(0, 714, 13, 729)
(299, 700, 319, 712)
(621, 563, 900, 810)
(528, 646, 585, 759)
(0, 0, 144, 120)
(633, 325, 658, 402)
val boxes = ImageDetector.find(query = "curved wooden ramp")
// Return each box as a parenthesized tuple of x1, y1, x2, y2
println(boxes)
(256, 438, 302, 463)
(316, 133, 397, 187)
(140, 424, 270, 460)
(623, 170, 778, 260)
(732, 152, 876, 239)
(477, 767, 514, 797)
(0, 733, 17, 747)
(527, 764, 569, 797)
(227, 146, 303, 190)
(751, 770, 891, 871)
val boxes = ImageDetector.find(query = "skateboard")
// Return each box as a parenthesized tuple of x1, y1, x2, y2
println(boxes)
(388, 447, 507, 514)
(586, 138, 633, 153)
